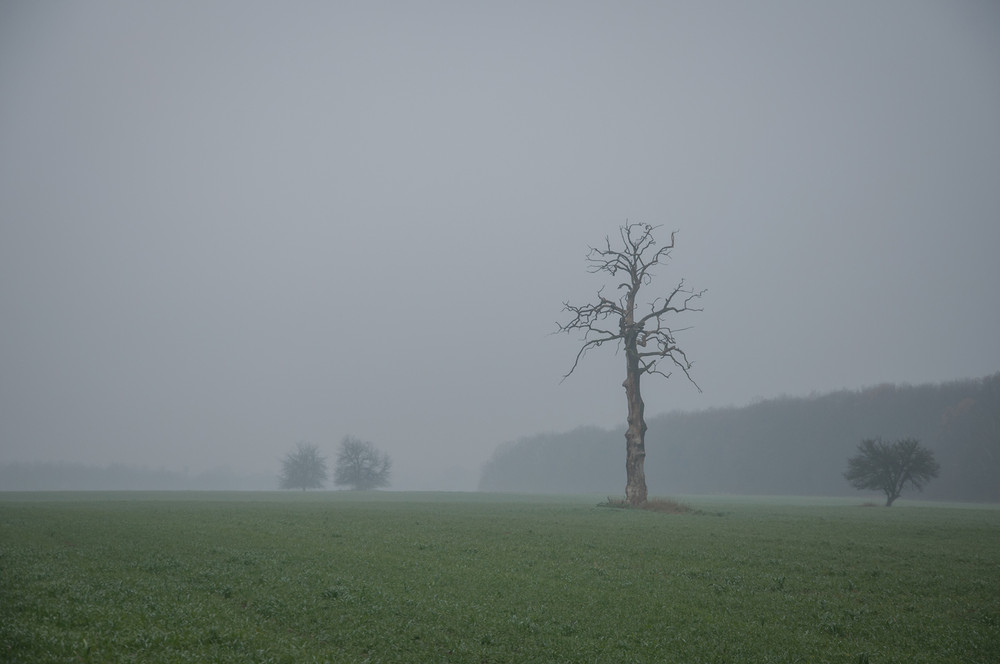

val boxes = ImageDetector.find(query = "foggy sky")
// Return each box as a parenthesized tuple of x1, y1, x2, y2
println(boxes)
(2, 1, 999, 490)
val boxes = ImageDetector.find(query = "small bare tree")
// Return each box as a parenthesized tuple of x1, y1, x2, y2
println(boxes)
(279, 441, 328, 491)
(844, 437, 940, 506)
(333, 436, 392, 490)
(558, 223, 705, 505)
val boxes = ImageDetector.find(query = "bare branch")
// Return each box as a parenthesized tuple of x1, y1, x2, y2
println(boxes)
(557, 289, 625, 335)
(638, 280, 706, 329)
(558, 333, 620, 382)
(556, 288, 627, 380)
(558, 224, 703, 390)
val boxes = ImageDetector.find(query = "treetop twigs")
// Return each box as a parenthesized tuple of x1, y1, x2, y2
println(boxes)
(558, 223, 703, 390)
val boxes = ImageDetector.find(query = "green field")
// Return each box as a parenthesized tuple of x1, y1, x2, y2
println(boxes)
(1, 493, 998, 663)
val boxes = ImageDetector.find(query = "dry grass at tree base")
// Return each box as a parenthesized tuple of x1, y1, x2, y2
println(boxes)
(600, 496, 697, 514)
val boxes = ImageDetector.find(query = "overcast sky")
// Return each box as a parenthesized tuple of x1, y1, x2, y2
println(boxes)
(2, 1, 998, 490)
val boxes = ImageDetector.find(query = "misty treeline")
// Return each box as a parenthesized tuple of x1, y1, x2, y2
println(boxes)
(479, 373, 1000, 502)
(0, 463, 274, 491)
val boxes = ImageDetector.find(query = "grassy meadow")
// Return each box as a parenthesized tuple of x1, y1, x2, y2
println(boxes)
(1, 492, 998, 663)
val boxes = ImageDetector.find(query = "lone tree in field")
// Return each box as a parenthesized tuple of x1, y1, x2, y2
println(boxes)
(558, 223, 705, 505)
(279, 441, 328, 490)
(334, 436, 392, 490)
(844, 437, 940, 506)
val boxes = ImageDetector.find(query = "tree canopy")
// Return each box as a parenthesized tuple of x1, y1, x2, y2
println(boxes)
(844, 437, 940, 506)
(333, 437, 391, 490)
(278, 441, 328, 490)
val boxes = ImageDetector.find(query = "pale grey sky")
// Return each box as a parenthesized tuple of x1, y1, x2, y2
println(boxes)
(2, 1, 998, 489)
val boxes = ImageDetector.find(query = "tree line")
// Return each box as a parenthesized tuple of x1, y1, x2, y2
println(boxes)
(479, 373, 1000, 502)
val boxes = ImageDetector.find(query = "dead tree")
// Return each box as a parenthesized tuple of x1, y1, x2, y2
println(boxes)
(558, 223, 705, 505)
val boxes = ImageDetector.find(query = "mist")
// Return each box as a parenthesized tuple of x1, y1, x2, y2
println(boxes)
(2, 2, 999, 490)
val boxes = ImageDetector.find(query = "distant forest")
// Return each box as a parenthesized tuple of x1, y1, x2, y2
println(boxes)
(479, 373, 1000, 503)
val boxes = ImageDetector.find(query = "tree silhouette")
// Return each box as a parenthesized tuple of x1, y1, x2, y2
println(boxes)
(844, 437, 940, 506)
(333, 437, 391, 490)
(558, 223, 704, 505)
(279, 442, 328, 490)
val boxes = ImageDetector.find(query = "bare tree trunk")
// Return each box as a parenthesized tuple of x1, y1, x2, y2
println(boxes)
(558, 224, 703, 507)
(623, 333, 648, 505)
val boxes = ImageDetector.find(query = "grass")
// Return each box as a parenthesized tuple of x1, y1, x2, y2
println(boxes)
(1, 492, 998, 663)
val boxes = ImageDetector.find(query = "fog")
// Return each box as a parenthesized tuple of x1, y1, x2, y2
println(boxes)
(2, 2, 999, 490)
